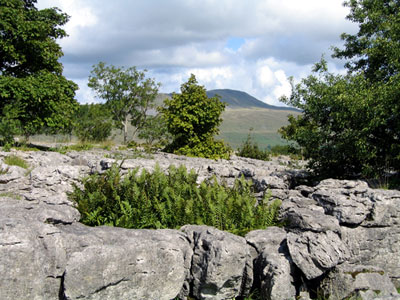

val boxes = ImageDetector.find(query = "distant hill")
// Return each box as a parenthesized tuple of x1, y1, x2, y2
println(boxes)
(206, 89, 299, 112)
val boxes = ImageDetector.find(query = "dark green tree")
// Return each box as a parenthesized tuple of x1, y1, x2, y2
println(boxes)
(88, 62, 160, 144)
(0, 0, 78, 140)
(333, 0, 400, 82)
(160, 74, 230, 159)
(280, 0, 400, 179)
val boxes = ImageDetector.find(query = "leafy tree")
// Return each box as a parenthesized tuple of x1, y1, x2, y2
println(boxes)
(0, 0, 78, 140)
(137, 113, 171, 147)
(160, 74, 230, 159)
(333, 0, 400, 82)
(280, 1, 400, 179)
(74, 104, 113, 142)
(0, 103, 22, 148)
(88, 62, 160, 144)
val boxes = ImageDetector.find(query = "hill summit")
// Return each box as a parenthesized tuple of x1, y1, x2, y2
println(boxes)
(206, 89, 298, 111)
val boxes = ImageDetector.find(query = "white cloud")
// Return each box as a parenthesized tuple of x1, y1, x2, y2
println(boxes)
(36, 0, 357, 106)
(257, 65, 275, 88)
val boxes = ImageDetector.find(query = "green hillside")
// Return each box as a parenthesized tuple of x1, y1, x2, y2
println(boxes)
(219, 108, 300, 149)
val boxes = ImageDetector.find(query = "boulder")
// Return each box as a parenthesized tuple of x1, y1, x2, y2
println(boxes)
(280, 196, 341, 233)
(246, 227, 297, 300)
(63, 227, 191, 300)
(182, 225, 252, 300)
(287, 230, 350, 280)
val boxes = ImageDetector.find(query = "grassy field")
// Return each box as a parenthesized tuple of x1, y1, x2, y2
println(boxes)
(29, 107, 300, 150)
(218, 108, 300, 149)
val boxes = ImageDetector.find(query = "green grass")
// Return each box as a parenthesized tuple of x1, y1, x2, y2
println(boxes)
(50, 142, 94, 154)
(3, 155, 29, 169)
(0, 192, 22, 200)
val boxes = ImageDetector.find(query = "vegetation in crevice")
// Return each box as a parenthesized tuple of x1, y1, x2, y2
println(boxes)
(69, 164, 281, 236)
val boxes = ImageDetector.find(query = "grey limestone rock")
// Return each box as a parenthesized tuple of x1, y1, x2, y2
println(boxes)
(319, 263, 398, 300)
(280, 196, 341, 233)
(246, 227, 297, 300)
(0, 164, 27, 184)
(287, 230, 350, 280)
(312, 179, 372, 225)
(1, 149, 400, 299)
(182, 225, 253, 300)
(63, 232, 189, 300)
(341, 225, 400, 287)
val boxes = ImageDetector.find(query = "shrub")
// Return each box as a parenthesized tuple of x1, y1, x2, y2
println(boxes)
(69, 164, 281, 236)
(74, 104, 113, 143)
(237, 132, 270, 161)
(3, 155, 29, 169)
(160, 74, 230, 159)
(270, 144, 302, 159)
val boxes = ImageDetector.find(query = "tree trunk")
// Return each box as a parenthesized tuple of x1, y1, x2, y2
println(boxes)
(123, 117, 128, 144)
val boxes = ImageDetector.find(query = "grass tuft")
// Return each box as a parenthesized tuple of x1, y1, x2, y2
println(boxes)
(3, 155, 29, 169)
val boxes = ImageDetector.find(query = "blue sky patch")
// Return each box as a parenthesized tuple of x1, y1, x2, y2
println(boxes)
(226, 37, 245, 51)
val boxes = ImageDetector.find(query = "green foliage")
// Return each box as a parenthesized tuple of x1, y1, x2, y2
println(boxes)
(69, 164, 281, 236)
(3, 155, 29, 169)
(0, 104, 21, 148)
(0, 0, 79, 139)
(88, 62, 160, 144)
(137, 113, 171, 147)
(74, 104, 113, 143)
(160, 74, 230, 159)
(333, 0, 400, 82)
(280, 0, 400, 179)
(280, 59, 400, 178)
(237, 129, 270, 161)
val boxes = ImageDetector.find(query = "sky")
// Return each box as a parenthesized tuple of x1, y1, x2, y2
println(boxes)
(36, 0, 358, 106)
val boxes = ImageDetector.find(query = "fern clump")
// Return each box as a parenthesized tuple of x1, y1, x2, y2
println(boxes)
(69, 164, 281, 236)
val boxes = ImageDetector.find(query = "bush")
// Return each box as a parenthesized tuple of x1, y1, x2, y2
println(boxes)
(160, 74, 230, 159)
(237, 132, 270, 161)
(69, 164, 281, 236)
(270, 144, 302, 159)
(74, 104, 113, 143)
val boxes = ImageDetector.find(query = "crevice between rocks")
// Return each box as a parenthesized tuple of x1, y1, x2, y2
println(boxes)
(58, 272, 66, 300)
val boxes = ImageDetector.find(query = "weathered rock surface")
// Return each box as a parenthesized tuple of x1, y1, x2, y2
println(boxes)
(246, 227, 297, 300)
(320, 263, 398, 300)
(287, 230, 350, 280)
(0, 149, 399, 299)
(182, 225, 252, 300)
